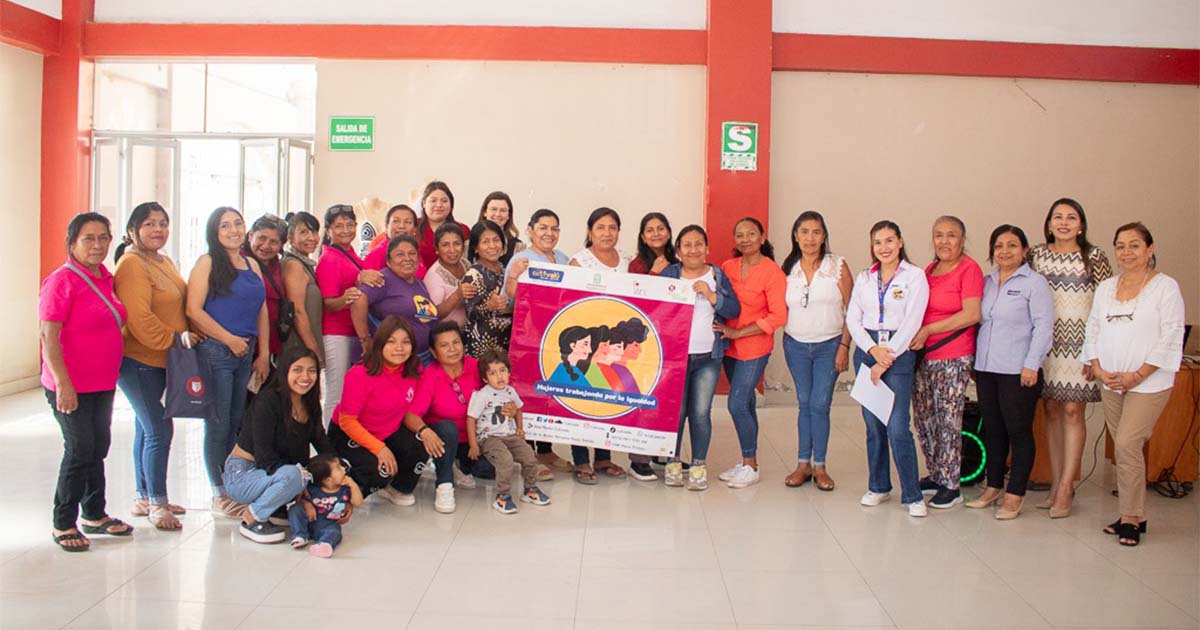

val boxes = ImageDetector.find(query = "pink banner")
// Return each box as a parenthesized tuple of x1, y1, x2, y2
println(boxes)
(510, 263, 695, 456)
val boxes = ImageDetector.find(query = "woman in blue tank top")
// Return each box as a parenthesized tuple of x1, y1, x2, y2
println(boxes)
(186, 207, 269, 519)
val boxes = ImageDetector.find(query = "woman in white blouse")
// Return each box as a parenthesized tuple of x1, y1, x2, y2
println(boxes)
(423, 224, 476, 328)
(1082, 222, 1184, 547)
(846, 220, 930, 517)
(567, 207, 632, 483)
(781, 212, 852, 491)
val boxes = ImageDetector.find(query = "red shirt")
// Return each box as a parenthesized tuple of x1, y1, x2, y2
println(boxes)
(409, 357, 481, 437)
(922, 255, 985, 360)
(39, 259, 127, 393)
(418, 221, 469, 270)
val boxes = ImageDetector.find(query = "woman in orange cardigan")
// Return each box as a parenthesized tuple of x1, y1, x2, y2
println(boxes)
(716, 217, 787, 490)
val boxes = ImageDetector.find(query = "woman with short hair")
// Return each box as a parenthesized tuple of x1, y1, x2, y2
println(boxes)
(42, 213, 132, 551)
(478, 191, 525, 266)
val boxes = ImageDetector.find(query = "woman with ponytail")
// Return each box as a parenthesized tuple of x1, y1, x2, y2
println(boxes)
(114, 202, 194, 530)
(315, 204, 365, 428)
(716, 217, 787, 490)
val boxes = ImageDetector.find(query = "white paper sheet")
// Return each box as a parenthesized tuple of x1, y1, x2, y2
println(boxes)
(851, 367, 895, 426)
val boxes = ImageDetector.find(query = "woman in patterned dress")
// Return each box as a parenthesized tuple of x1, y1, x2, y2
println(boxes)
(1027, 198, 1111, 518)
(463, 220, 513, 358)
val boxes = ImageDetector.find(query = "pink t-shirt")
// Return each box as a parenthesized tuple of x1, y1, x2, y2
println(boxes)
(364, 242, 427, 279)
(39, 260, 128, 393)
(922, 255, 985, 360)
(333, 363, 418, 440)
(409, 356, 481, 436)
(316, 244, 364, 336)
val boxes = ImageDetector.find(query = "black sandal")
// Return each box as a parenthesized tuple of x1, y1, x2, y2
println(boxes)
(1103, 518, 1147, 536)
(1116, 522, 1141, 547)
(81, 517, 134, 536)
(52, 532, 90, 552)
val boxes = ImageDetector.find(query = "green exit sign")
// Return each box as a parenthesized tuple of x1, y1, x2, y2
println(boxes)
(329, 116, 374, 151)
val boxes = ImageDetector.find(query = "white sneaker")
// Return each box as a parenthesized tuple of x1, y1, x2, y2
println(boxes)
(377, 486, 415, 507)
(434, 482, 456, 514)
(860, 491, 891, 506)
(726, 465, 760, 489)
(718, 464, 744, 482)
(907, 501, 929, 517)
(453, 466, 477, 489)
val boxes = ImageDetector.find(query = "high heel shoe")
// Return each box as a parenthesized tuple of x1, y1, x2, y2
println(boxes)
(1035, 496, 1054, 510)
(1048, 503, 1072, 519)
(1103, 518, 1147, 535)
(965, 491, 1003, 509)
(995, 496, 1024, 520)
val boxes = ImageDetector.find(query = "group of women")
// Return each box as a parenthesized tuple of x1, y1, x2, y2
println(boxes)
(39, 187, 1184, 551)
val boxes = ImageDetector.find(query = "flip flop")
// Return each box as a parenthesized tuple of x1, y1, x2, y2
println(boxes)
(594, 463, 626, 478)
(81, 517, 134, 536)
(574, 468, 598, 485)
(52, 531, 90, 552)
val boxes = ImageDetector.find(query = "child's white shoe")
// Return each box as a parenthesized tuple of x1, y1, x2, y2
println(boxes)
(434, 483, 456, 514)
(290, 536, 308, 549)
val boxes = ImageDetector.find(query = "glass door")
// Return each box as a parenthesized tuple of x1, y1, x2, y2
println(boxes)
(239, 139, 281, 220)
(91, 137, 182, 262)
(283, 139, 313, 217)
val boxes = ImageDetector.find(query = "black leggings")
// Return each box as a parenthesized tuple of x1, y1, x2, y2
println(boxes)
(329, 424, 429, 496)
(976, 370, 1042, 496)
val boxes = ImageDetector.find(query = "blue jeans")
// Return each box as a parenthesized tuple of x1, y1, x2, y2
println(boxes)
(287, 502, 343, 548)
(854, 339, 921, 504)
(429, 420, 460, 486)
(723, 355, 770, 458)
(783, 335, 840, 466)
(117, 358, 173, 505)
(675, 353, 722, 463)
(198, 338, 255, 495)
(222, 455, 305, 522)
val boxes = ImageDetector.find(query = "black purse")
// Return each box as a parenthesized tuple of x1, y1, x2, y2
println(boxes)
(258, 259, 295, 342)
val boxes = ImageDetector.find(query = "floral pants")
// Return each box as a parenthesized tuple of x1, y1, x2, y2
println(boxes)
(912, 355, 973, 490)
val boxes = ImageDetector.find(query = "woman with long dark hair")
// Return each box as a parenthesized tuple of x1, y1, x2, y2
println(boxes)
(223, 346, 334, 544)
(846, 220, 929, 517)
(478, 191, 525, 266)
(716, 217, 787, 489)
(330, 316, 431, 507)
(423, 223, 475, 327)
(780, 211, 852, 491)
(463, 220, 513, 357)
(1027, 198, 1112, 517)
(42, 213, 132, 551)
(186, 207, 270, 519)
(114, 202, 192, 530)
(628, 212, 679, 275)
(659, 225, 741, 490)
(417, 181, 470, 269)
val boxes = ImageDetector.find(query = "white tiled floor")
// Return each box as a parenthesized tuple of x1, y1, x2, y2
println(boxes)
(2, 388, 1197, 630)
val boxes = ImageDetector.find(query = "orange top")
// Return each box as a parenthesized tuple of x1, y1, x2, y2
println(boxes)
(720, 256, 788, 360)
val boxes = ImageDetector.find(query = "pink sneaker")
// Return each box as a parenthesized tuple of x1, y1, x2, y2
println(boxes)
(309, 542, 334, 558)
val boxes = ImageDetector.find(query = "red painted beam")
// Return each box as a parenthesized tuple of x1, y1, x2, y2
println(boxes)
(40, 0, 93, 279)
(82, 22, 708, 65)
(774, 33, 1200, 86)
(0, 0, 60, 54)
(704, 0, 772, 264)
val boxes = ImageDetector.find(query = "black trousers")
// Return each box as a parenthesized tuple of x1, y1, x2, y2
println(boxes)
(976, 371, 1042, 496)
(46, 389, 115, 530)
(329, 423, 429, 496)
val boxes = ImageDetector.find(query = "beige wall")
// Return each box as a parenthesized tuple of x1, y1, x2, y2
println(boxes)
(0, 44, 44, 394)
(314, 60, 705, 255)
(765, 71, 1200, 394)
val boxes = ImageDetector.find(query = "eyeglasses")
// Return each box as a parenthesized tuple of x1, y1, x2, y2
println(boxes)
(328, 204, 355, 218)
(449, 380, 466, 405)
(1105, 312, 1134, 323)
(800, 284, 810, 309)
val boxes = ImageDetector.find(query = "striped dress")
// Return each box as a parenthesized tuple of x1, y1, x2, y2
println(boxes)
(1028, 243, 1112, 402)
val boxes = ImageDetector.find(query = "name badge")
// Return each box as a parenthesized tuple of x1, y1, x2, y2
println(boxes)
(1006, 289, 1022, 296)
(877, 330, 891, 344)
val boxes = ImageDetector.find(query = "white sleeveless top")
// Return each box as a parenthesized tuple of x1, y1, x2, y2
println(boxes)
(571, 248, 632, 273)
(784, 253, 847, 343)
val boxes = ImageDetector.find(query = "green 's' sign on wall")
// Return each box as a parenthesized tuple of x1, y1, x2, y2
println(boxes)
(329, 117, 374, 151)
(720, 121, 758, 171)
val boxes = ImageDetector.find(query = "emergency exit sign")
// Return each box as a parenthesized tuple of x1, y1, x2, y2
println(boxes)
(329, 117, 374, 151)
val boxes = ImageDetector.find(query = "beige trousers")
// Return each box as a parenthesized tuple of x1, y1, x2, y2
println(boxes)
(1100, 387, 1173, 519)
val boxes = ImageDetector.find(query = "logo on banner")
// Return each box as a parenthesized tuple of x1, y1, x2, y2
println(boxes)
(536, 296, 663, 419)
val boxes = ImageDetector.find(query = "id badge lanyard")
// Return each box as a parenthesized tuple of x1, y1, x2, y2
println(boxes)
(876, 269, 894, 346)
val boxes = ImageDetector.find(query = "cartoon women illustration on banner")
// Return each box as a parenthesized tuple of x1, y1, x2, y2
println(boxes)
(538, 297, 663, 419)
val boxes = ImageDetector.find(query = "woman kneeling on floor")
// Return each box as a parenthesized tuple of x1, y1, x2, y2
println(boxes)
(223, 346, 335, 544)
